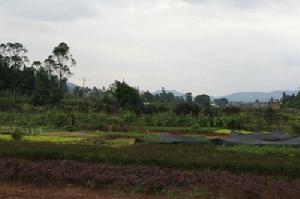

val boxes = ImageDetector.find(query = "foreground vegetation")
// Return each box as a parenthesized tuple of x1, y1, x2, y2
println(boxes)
(0, 139, 300, 177)
(1, 134, 300, 198)
(1, 158, 299, 198)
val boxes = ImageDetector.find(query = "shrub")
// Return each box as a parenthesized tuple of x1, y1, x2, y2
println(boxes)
(226, 118, 242, 130)
(291, 121, 300, 135)
(85, 136, 105, 145)
(46, 111, 69, 127)
(11, 128, 23, 141)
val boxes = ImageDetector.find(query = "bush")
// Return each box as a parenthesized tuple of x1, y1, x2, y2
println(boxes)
(291, 121, 300, 135)
(46, 111, 69, 127)
(85, 136, 105, 145)
(11, 128, 23, 141)
(226, 118, 242, 130)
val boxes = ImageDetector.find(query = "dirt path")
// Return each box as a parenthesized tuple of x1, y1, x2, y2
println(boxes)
(0, 182, 163, 199)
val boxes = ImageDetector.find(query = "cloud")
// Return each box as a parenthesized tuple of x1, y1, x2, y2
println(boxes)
(0, 0, 99, 21)
(0, 0, 300, 95)
(184, 0, 297, 8)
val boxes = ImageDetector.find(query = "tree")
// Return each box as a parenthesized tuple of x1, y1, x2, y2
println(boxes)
(110, 80, 143, 113)
(226, 118, 242, 130)
(185, 92, 193, 104)
(0, 43, 29, 70)
(282, 92, 287, 102)
(97, 92, 119, 113)
(18, 66, 35, 96)
(73, 86, 84, 98)
(157, 87, 175, 103)
(214, 98, 229, 107)
(32, 66, 61, 105)
(142, 91, 153, 103)
(31, 60, 63, 105)
(89, 87, 104, 101)
(175, 102, 199, 116)
(0, 56, 10, 91)
(0, 43, 29, 100)
(47, 42, 76, 90)
(194, 94, 210, 107)
(166, 92, 175, 102)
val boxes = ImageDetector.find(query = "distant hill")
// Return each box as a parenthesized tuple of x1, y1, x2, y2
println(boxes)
(67, 82, 79, 92)
(217, 90, 297, 103)
(69, 84, 296, 103)
(153, 90, 185, 97)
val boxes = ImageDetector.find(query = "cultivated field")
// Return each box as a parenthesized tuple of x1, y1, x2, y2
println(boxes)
(1, 127, 300, 198)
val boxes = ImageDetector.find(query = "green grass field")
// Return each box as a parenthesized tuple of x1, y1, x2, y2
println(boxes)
(0, 130, 160, 146)
(0, 134, 83, 143)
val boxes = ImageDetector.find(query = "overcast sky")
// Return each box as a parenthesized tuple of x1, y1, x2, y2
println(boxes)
(1, 0, 300, 96)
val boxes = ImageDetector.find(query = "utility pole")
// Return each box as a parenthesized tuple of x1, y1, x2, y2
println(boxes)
(81, 77, 86, 98)
(82, 77, 86, 88)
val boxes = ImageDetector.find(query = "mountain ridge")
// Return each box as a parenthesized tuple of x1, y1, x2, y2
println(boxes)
(217, 90, 297, 102)
(152, 89, 297, 102)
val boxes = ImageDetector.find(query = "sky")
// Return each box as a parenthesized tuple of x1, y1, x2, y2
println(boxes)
(0, 0, 300, 96)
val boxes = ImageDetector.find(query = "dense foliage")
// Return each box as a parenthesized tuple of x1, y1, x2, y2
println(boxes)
(0, 42, 75, 105)
(1, 107, 299, 133)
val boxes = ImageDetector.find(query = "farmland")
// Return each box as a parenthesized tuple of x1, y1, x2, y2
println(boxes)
(1, 127, 300, 198)
(0, 134, 300, 176)
(0, 113, 300, 198)
(1, 41, 300, 198)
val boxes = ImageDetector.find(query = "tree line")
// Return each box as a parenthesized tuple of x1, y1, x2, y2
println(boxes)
(0, 42, 226, 115)
(2, 42, 299, 132)
(0, 42, 75, 105)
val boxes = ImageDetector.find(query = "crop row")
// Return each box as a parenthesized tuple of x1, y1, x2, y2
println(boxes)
(0, 158, 299, 198)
